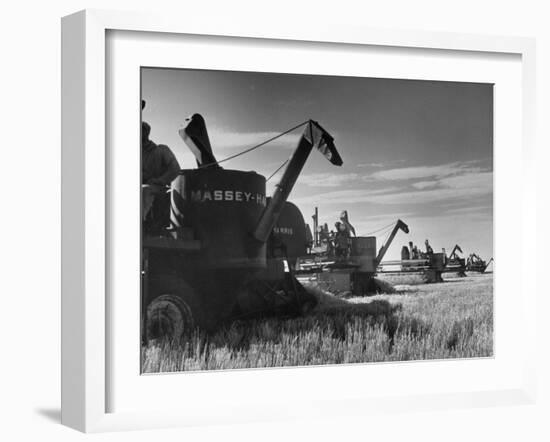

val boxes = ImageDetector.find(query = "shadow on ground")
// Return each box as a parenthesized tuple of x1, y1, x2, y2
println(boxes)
(202, 287, 421, 353)
(34, 408, 61, 423)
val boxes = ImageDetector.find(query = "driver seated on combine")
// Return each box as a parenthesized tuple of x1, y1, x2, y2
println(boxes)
(409, 241, 420, 259)
(424, 239, 434, 256)
(316, 224, 331, 255)
(327, 222, 342, 257)
(142, 121, 181, 236)
(401, 245, 410, 260)
(339, 210, 356, 237)
(334, 222, 350, 261)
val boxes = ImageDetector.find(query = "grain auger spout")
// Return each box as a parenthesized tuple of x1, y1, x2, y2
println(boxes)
(253, 120, 342, 243)
(375, 219, 410, 267)
(449, 244, 463, 260)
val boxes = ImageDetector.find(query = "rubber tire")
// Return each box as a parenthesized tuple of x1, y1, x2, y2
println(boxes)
(145, 277, 202, 342)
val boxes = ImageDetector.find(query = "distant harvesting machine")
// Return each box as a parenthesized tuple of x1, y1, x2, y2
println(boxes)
(466, 253, 493, 273)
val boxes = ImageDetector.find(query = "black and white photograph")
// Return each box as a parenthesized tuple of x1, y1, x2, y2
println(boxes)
(140, 68, 494, 373)
(4, 0, 548, 438)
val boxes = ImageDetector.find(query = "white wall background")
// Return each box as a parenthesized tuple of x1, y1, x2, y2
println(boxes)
(0, 1, 548, 441)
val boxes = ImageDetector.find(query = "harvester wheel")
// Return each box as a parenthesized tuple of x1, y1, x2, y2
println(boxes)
(145, 279, 202, 342)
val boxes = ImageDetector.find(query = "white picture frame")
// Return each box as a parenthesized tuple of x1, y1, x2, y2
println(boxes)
(61, 9, 537, 433)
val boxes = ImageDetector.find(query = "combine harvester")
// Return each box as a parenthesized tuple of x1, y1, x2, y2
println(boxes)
(293, 210, 463, 291)
(380, 245, 493, 281)
(142, 115, 343, 340)
(377, 246, 447, 283)
(442, 245, 495, 276)
(432, 244, 493, 276)
(466, 253, 493, 273)
(443, 244, 467, 277)
(294, 212, 411, 294)
(293, 210, 474, 290)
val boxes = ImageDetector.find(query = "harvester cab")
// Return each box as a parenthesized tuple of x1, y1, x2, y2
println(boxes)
(142, 116, 342, 341)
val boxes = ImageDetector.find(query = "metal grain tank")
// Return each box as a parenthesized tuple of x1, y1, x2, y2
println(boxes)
(170, 168, 267, 269)
(429, 252, 446, 271)
(350, 236, 377, 272)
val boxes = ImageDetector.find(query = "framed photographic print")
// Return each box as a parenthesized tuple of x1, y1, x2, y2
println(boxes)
(61, 9, 537, 432)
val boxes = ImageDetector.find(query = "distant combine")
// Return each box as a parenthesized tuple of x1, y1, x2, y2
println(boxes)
(290, 209, 493, 293)
(291, 210, 442, 292)
(293, 214, 411, 293)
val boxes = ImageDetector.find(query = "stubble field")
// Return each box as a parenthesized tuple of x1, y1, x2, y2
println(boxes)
(141, 273, 493, 373)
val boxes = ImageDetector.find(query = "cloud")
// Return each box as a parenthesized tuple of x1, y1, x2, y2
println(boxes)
(437, 171, 493, 189)
(445, 205, 492, 215)
(357, 159, 408, 169)
(291, 187, 402, 206)
(356, 162, 386, 168)
(365, 171, 493, 205)
(370, 162, 485, 181)
(299, 172, 361, 188)
(292, 169, 492, 207)
(332, 161, 495, 205)
(412, 180, 438, 189)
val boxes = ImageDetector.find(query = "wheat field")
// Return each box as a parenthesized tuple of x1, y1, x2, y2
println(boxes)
(141, 273, 493, 373)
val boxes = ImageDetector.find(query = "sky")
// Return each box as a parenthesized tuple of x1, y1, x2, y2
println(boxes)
(141, 68, 493, 262)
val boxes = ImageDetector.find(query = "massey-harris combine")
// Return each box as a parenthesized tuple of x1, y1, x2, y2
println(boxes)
(142, 115, 343, 340)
